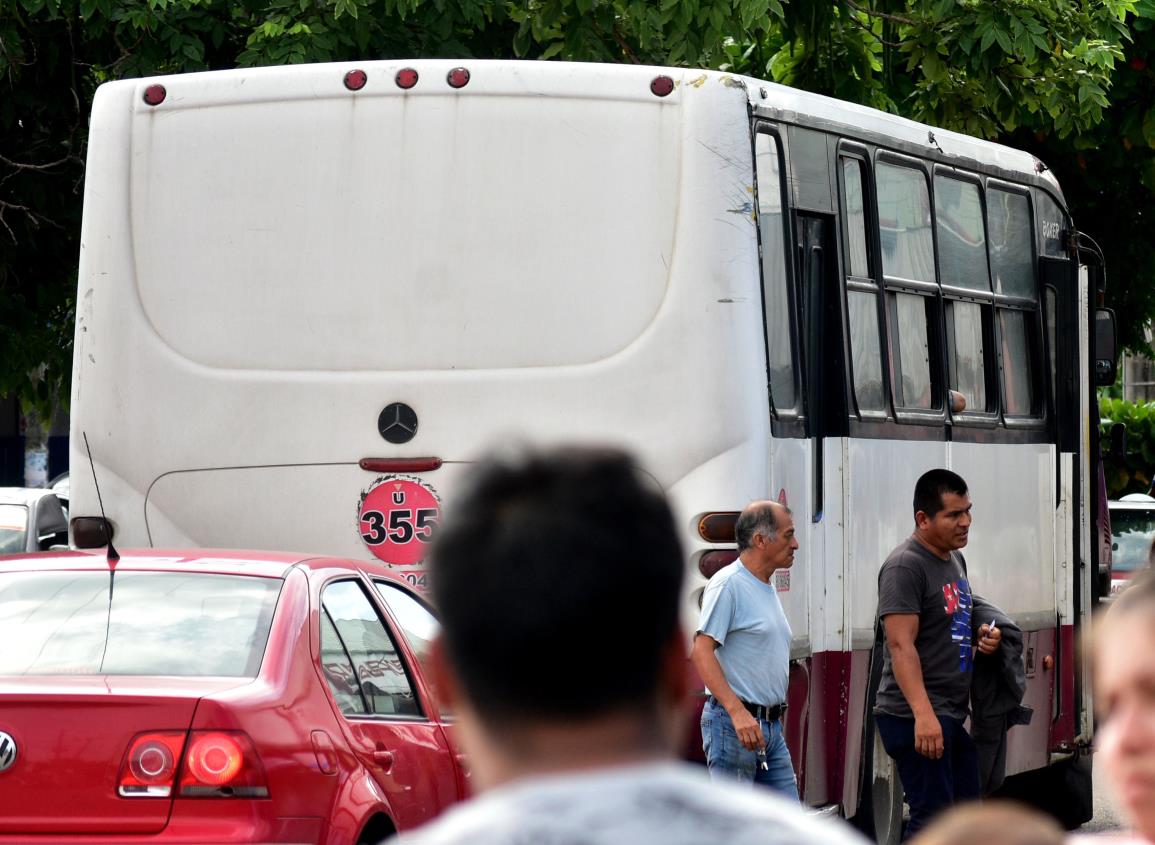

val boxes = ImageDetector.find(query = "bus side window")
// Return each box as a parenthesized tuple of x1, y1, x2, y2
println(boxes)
(876, 160, 939, 411)
(988, 187, 1041, 418)
(838, 155, 887, 415)
(935, 173, 993, 415)
(754, 130, 799, 416)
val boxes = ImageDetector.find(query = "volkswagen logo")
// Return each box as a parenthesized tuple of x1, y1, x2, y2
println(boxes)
(0, 731, 17, 773)
(378, 403, 418, 445)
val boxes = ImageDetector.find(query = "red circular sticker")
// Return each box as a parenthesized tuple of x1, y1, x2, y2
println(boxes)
(358, 477, 440, 567)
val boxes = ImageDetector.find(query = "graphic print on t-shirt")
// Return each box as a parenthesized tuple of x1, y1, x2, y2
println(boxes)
(944, 578, 974, 672)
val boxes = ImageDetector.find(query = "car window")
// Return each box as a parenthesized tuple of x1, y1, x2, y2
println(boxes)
(0, 571, 280, 675)
(320, 580, 420, 718)
(372, 580, 439, 678)
(1111, 508, 1155, 573)
(0, 505, 29, 554)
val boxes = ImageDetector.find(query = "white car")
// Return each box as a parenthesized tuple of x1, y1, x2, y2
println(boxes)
(1108, 493, 1155, 598)
(0, 488, 70, 555)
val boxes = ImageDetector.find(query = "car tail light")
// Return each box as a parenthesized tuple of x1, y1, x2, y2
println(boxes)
(118, 732, 185, 797)
(179, 731, 268, 797)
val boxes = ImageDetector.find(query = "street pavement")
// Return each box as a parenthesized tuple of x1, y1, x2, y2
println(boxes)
(1080, 753, 1124, 834)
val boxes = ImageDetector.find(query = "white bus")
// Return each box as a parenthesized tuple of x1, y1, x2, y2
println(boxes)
(70, 60, 1113, 837)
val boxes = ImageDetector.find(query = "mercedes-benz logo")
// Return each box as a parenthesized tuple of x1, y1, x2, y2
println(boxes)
(378, 403, 418, 445)
(0, 731, 17, 773)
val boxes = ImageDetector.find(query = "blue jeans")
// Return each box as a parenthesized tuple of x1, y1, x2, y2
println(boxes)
(701, 697, 799, 799)
(875, 712, 980, 840)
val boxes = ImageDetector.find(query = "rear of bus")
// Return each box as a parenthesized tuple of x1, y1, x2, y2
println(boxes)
(69, 61, 772, 616)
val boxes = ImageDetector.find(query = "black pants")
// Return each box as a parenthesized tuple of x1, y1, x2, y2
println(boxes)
(876, 712, 981, 840)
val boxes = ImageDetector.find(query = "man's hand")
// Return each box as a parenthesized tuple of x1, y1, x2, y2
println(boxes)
(977, 623, 1002, 655)
(914, 711, 944, 759)
(729, 707, 766, 752)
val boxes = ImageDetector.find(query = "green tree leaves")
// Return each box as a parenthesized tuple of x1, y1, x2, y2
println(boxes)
(3, 0, 1155, 411)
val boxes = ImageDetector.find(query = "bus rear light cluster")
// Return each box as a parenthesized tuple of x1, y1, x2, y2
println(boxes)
(118, 730, 268, 799)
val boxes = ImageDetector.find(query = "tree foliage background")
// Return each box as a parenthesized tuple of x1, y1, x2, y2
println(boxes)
(3, 0, 1155, 416)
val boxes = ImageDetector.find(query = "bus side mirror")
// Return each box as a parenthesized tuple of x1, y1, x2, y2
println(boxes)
(1095, 307, 1118, 387)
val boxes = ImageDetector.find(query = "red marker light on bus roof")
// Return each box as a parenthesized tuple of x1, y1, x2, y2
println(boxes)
(344, 69, 368, 91)
(447, 67, 471, 89)
(650, 75, 675, 97)
(143, 85, 167, 106)
(396, 68, 419, 90)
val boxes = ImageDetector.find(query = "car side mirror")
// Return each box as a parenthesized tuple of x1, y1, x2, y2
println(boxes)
(1095, 307, 1118, 387)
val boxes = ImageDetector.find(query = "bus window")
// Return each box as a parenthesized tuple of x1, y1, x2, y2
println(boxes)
(838, 155, 886, 414)
(877, 160, 938, 411)
(877, 161, 935, 283)
(1001, 309, 1036, 416)
(946, 300, 988, 412)
(988, 186, 1041, 418)
(890, 291, 934, 410)
(755, 131, 798, 414)
(989, 189, 1035, 298)
(935, 173, 992, 413)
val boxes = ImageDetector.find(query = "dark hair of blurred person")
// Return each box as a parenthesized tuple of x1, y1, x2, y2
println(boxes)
(907, 801, 1063, 845)
(430, 446, 684, 730)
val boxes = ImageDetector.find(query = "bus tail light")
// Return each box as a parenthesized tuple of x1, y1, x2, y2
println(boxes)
(360, 457, 442, 473)
(142, 85, 166, 106)
(396, 68, 419, 89)
(447, 67, 471, 89)
(179, 731, 268, 797)
(698, 512, 739, 543)
(344, 69, 368, 91)
(650, 75, 674, 97)
(699, 550, 738, 580)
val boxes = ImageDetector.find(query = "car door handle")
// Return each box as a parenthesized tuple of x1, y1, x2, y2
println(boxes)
(372, 750, 395, 771)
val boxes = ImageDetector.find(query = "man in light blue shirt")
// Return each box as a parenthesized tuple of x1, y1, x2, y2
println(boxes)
(691, 500, 799, 798)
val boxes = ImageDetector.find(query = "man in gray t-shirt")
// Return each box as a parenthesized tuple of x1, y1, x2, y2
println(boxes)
(874, 469, 1002, 839)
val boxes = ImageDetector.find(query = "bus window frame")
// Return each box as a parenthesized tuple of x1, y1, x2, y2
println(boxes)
(752, 121, 807, 438)
(986, 178, 1047, 430)
(874, 150, 946, 428)
(835, 141, 893, 422)
(933, 165, 1001, 429)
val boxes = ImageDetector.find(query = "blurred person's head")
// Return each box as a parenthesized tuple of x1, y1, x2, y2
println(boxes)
(908, 801, 1063, 845)
(1094, 567, 1155, 841)
(428, 446, 687, 786)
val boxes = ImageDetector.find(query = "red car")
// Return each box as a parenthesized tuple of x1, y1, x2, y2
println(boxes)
(0, 549, 465, 844)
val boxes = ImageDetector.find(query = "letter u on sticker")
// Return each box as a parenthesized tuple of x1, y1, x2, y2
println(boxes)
(392, 491, 405, 505)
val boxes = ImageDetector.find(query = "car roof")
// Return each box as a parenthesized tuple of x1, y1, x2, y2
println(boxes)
(0, 547, 413, 583)
(1110, 495, 1155, 511)
(0, 488, 60, 507)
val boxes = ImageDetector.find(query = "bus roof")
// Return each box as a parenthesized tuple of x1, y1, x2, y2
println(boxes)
(108, 59, 1060, 199)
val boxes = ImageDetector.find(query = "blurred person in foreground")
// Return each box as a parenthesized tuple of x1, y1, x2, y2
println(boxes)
(909, 801, 1063, 845)
(394, 446, 864, 845)
(1075, 567, 1155, 845)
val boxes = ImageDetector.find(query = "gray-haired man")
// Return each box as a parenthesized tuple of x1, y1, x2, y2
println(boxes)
(690, 500, 800, 798)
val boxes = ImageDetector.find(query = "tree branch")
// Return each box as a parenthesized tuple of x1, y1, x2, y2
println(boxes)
(845, 0, 919, 28)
